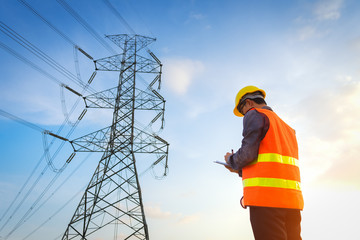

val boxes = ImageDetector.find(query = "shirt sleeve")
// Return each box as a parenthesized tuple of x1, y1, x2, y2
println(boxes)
(229, 109, 269, 177)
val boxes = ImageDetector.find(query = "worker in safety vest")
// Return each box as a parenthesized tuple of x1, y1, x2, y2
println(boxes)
(224, 86, 304, 240)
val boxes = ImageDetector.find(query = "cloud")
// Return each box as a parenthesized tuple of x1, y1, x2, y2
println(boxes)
(294, 76, 360, 188)
(294, 0, 344, 41)
(297, 26, 317, 41)
(314, 0, 344, 21)
(177, 214, 200, 225)
(145, 204, 201, 226)
(145, 205, 172, 219)
(314, 140, 360, 189)
(189, 12, 205, 20)
(297, 76, 360, 140)
(162, 58, 205, 95)
(184, 12, 211, 30)
(0, 82, 64, 125)
(350, 37, 360, 52)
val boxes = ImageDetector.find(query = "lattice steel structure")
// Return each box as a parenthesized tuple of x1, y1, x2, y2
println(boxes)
(62, 34, 169, 240)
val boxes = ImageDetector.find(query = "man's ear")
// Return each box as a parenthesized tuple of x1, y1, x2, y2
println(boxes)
(247, 99, 254, 107)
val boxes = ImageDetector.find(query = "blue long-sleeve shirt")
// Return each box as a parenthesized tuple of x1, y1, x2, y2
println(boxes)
(229, 106, 272, 177)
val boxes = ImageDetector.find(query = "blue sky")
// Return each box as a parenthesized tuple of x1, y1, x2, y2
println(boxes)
(1, 0, 360, 239)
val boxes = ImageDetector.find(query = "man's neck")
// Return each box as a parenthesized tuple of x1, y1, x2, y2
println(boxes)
(253, 103, 267, 109)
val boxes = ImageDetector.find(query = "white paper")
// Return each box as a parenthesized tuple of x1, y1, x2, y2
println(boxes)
(213, 161, 230, 167)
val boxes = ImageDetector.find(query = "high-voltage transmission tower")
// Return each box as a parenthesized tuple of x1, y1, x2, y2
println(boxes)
(62, 34, 169, 240)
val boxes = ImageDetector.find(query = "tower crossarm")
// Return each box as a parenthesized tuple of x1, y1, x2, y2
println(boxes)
(70, 124, 132, 152)
(84, 87, 118, 108)
(84, 87, 165, 110)
(132, 127, 169, 155)
(94, 54, 135, 71)
(106, 34, 156, 52)
(135, 55, 161, 73)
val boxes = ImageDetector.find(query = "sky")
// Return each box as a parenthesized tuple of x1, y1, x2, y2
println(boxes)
(1, 0, 360, 239)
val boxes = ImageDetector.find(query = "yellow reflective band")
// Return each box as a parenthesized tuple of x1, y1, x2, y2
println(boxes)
(256, 153, 299, 167)
(243, 177, 301, 191)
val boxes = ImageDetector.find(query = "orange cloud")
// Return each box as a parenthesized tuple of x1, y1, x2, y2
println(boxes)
(295, 76, 360, 188)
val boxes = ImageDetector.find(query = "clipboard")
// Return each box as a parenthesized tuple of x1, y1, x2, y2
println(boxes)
(214, 161, 230, 167)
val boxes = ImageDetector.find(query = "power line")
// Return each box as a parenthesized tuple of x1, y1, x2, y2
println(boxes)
(23, 153, 91, 224)
(123, 0, 156, 38)
(0, 100, 86, 234)
(0, 142, 44, 225)
(4, 147, 86, 239)
(17, 0, 77, 46)
(3, 133, 73, 238)
(0, 109, 45, 133)
(0, 163, 50, 233)
(22, 186, 85, 240)
(56, 0, 117, 55)
(0, 28, 98, 148)
(0, 21, 96, 94)
(102, 0, 136, 34)
(0, 40, 62, 85)
(17, 0, 97, 62)
(0, 38, 99, 111)
(4, 165, 63, 239)
(16, 0, 96, 90)
(0, 87, 91, 235)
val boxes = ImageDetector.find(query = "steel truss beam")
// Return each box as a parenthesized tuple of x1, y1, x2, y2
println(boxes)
(62, 34, 168, 240)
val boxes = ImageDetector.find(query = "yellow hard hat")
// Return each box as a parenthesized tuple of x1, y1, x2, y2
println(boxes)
(233, 86, 266, 117)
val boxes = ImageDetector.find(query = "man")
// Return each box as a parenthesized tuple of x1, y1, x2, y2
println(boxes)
(224, 86, 304, 240)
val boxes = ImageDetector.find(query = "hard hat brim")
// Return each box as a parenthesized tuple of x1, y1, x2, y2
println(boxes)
(233, 105, 244, 117)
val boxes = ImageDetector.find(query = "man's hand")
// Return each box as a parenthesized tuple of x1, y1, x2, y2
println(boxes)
(224, 152, 232, 163)
(224, 152, 238, 173)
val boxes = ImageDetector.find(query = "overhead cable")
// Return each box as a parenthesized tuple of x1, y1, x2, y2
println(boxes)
(4, 166, 63, 239)
(17, 0, 76, 46)
(0, 40, 62, 85)
(17, 0, 96, 78)
(0, 147, 43, 224)
(0, 109, 45, 133)
(102, 0, 136, 34)
(17, 0, 95, 61)
(21, 185, 86, 240)
(21, 187, 83, 240)
(21, 152, 91, 232)
(0, 163, 50, 233)
(0, 98, 88, 235)
(0, 22, 96, 94)
(56, 0, 117, 55)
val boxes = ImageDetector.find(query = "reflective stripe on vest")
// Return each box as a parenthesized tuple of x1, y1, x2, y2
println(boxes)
(252, 153, 299, 167)
(243, 177, 301, 191)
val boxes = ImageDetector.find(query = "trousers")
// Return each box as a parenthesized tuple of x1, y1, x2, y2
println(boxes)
(249, 206, 302, 240)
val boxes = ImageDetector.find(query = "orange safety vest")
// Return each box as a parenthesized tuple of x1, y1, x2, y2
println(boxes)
(242, 108, 304, 210)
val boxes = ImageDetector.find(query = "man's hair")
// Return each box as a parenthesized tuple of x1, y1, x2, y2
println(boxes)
(242, 91, 267, 105)
(251, 98, 267, 105)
